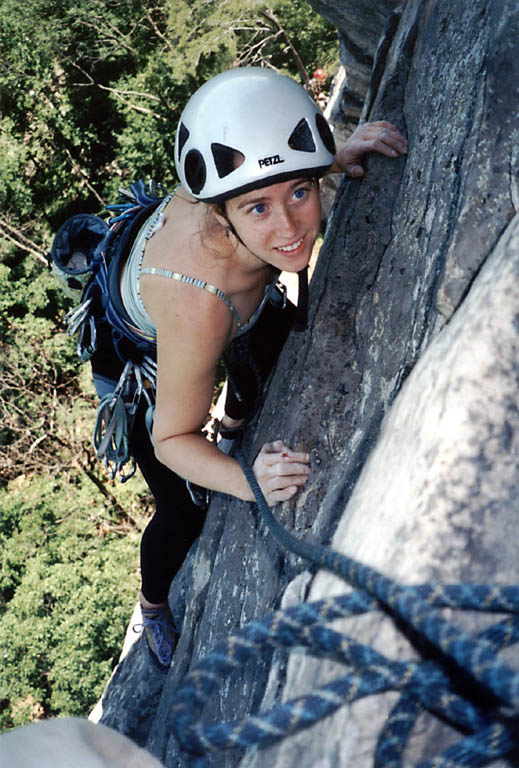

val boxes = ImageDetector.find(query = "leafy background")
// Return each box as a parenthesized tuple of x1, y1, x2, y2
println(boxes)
(0, 0, 338, 730)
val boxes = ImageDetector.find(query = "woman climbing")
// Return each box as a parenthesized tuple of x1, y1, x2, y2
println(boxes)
(90, 67, 407, 667)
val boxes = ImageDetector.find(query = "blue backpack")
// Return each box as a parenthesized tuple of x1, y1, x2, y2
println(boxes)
(50, 181, 167, 481)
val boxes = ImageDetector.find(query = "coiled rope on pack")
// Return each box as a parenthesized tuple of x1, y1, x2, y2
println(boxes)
(169, 446, 519, 767)
(93, 357, 156, 481)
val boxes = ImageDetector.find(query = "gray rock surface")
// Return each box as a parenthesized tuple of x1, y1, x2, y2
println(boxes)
(98, 0, 519, 766)
(308, 0, 401, 129)
(241, 200, 519, 768)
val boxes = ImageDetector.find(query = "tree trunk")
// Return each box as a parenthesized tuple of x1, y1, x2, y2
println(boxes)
(98, 1, 519, 766)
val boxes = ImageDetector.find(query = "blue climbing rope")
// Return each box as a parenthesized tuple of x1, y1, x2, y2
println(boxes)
(169, 446, 519, 767)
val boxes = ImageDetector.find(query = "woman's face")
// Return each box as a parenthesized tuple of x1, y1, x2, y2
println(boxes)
(225, 177, 321, 273)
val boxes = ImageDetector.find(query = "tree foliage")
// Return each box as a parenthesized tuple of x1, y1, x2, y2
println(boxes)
(0, 0, 338, 731)
(0, 474, 145, 728)
(0, 0, 338, 246)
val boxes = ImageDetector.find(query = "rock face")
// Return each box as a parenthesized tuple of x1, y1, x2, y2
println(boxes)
(97, 1, 519, 766)
(313, 0, 401, 131)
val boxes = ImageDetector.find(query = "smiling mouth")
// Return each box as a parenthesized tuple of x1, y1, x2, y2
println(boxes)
(276, 237, 304, 253)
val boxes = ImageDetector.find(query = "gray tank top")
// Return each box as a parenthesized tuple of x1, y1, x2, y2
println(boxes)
(120, 196, 280, 342)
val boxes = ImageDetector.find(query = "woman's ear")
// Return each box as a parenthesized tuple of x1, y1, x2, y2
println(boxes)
(207, 203, 228, 230)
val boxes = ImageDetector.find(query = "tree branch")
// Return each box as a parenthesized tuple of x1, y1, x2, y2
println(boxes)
(95, 88, 163, 118)
(259, 9, 311, 89)
(60, 146, 106, 207)
(79, 458, 139, 526)
(145, 9, 174, 52)
(0, 216, 48, 264)
(75, 12, 137, 56)
(67, 59, 164, 119)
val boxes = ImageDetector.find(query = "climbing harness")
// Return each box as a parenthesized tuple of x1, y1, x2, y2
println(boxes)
(169, 445, 519, 767)
(92, 358, 156, 481)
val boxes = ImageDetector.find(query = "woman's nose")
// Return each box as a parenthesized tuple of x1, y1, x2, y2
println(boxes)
(275, 207, 297, 238)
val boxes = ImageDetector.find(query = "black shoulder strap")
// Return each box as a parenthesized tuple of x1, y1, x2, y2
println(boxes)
(293, 267, 309, 332)
(103, 199, 164, 360)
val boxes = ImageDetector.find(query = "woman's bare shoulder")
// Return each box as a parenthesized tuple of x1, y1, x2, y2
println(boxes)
(140, 195, 236, 343)
(143, 196, 201, 265)
(147, 268, 233, 349)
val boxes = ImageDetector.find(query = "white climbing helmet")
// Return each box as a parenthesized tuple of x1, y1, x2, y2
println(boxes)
(175, 67, 336, 202)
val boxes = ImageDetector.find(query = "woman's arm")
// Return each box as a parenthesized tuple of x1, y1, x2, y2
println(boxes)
(144, 277, 310, 505)
(329, 121, 408, 177)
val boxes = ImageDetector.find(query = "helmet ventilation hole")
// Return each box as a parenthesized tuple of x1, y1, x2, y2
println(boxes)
(315, 113, 335, 154)
(177, 123, 190, 159)
(288, 118, 316, 152)
(184, 149, 207, 194)
(211, 143, 245, 178)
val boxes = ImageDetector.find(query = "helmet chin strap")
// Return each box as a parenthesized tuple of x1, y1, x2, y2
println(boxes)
(227, 217, 309, 333)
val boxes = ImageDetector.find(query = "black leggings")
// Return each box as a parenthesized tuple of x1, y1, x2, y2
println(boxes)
(130, 402, 205, 604)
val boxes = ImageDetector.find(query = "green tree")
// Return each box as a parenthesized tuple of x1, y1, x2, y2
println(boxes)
(0, 473, 146, 728)
(0, 0, 338, 254)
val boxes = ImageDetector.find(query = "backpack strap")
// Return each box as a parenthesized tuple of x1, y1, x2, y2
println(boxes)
(50, 181, 169, 483)
(293, 267, 309, 332)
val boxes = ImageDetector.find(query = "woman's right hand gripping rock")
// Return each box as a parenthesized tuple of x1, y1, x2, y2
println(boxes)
(252, 441, 311, 506)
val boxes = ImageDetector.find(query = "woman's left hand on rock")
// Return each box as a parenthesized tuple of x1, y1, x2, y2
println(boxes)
(334, 121, 408, 178)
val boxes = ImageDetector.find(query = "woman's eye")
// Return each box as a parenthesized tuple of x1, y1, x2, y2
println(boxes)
(251, 203, 266, 214)
(293, 187, 308, 200)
